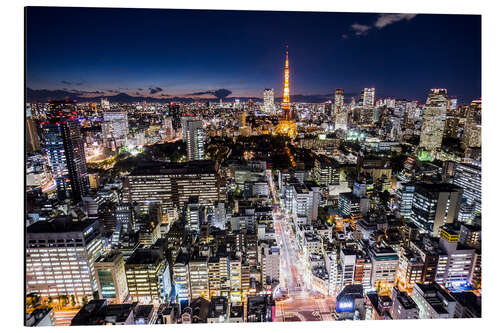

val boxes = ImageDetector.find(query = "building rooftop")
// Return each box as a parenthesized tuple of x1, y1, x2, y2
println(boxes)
(27, 216, 96, 234)
(71, 300, 138, 326)
(129, 160, 217, 176)
(414, 182, 462, 193)
(126, 248, 163, 265)
(96, 250, 123, 264)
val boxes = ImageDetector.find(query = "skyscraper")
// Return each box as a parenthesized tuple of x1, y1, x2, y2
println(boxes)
(185, 119, 204, 161)
(419, 89, 448, 153)
(26, 116, 40, 154)
(42, 117, 89, 201)
(461, 100, 481, 151)
(163, 116, 175, 141)
(452, 162, 481, 214)
(363, 88, 375, 108)
(263, 88, 275, 114)
(334, 88, 344, 114)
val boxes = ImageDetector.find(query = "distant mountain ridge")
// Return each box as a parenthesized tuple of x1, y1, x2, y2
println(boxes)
(26, 88, 359, 104)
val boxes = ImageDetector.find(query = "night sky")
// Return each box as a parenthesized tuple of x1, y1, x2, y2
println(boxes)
(26, 7, 481, 104)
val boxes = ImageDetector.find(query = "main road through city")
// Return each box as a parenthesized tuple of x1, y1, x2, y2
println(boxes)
(267, 171, 336, 322)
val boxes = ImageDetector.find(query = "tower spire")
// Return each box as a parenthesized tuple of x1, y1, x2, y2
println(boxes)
(282, 45, 290, 119)
(274, 46, 297, 138)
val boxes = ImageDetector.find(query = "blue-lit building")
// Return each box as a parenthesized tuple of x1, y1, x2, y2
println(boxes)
(334, 284, 366, 320)
(42, 118, 89, 201)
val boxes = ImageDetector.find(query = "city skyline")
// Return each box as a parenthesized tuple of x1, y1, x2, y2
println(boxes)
(24, 6, 482, 326)
(26, 7, 481, 104)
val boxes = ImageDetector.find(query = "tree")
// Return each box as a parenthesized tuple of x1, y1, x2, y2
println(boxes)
(26, 293, 40, 307)
(81, 296, 88, 306)
(379, 190, 391, 207)
(59, 295, 69, 307)
(71, 295, 76, 307)
(47, 296, 53, 307)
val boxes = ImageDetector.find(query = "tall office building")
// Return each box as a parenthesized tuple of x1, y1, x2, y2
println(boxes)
(42, 118, 89, 201)
(26, 217, 104, 300)
(412, 283, 456, 319)
(186, 196, 202, 233)
(261, 243, 280, 286)
(363, 88, 375, 108)
(125, 248, 171, 304)
(94, 251, 129, 304)
(102, 110, 128, 149)
(169, 103, 182, 131)
(410, 183, 463, 236)
(173, 251, 191, 302)
(163, 116, 175, 141)
(334, 88, 344, 114)
(335, 111, 348, 130)
(397, 183, 415, 219)
(390, 287, 419, 320)
(444, 116, 460, 139)
(212, 201, 227, 230)
(26, 111, 40, 153)
(419, 89, 448, 153)
(123, 160, 224, 209)
(436, 227, 476, 287)
(208, 252, 230, 298)
(461, 101, 482, 150)
(185, 119, 204, 161)
(263, 88, 275, 114)
(189, 256, 210, 300)
(452, 163, 481, 214)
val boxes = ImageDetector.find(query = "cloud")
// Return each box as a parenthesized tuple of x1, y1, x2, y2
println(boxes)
(351, 23, 372, 36)
(149, 87, 163, 94)
(160, 93, 170, 97)
(188, 91, 212, 96)
(343, 13, 417, 38)
(188, 89, 232, 99)
(374, 13, 417, 29)
(61, 80, 85, 86)
(138, 88, 143, 91)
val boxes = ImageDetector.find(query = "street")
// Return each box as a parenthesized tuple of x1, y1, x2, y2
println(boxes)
(267, 171, 336, 322)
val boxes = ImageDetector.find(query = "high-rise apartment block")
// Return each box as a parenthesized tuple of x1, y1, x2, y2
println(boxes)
(185, 119, 204, 160)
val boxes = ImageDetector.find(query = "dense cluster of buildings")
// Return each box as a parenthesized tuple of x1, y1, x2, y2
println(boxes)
(25, 50, 481, 325)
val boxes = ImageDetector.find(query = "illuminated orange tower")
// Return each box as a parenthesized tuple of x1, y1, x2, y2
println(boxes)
(275, 45, 297, 137)
(282, 46, 291, 119)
